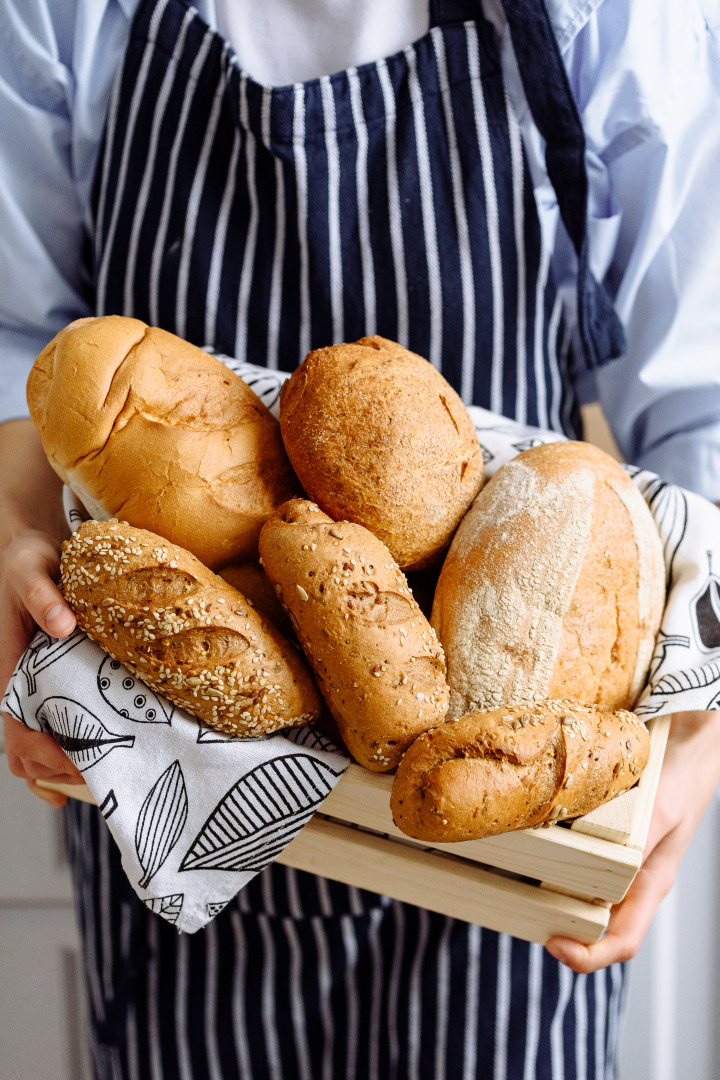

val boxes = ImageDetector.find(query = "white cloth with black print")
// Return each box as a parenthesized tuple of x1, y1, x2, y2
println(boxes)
(4, 360, 720, 933)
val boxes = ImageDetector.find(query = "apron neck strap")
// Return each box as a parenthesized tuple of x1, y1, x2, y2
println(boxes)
(502, 0, 625, 369)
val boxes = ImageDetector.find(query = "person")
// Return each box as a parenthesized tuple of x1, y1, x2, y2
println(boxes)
(2, 0, 720, 1077)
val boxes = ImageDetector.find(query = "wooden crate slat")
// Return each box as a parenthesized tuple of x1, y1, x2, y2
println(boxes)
(276, 816, 611, 944)
(36, 715, 669, 929)
(570, 714, 670, 848)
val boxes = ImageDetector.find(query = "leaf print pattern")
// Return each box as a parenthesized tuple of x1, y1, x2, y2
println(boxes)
(36, 697, 135, 771)
(285, 723, 344, 757)
(97, 656, 175, 724)
(21, 628, 86, 695)
(180, 755, 343, 873)
(144, 894, 184, 925)
(136, 761, 189, 889)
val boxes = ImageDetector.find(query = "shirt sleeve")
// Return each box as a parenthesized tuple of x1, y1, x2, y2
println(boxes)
(563, 0, 720, 500)
(0, 0, 131, 423)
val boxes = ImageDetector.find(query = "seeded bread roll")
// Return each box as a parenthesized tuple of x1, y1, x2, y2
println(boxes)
(258, 499, 450, 770)
(27, 315, 298, 570)
(60, 520, 322, 736)
(390, 701, 650, 842)
(278, 336, 484, 570)
(431, 441, 666, 717)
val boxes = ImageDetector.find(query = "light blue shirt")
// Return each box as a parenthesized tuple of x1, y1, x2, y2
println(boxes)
(2, 0, 720, 498)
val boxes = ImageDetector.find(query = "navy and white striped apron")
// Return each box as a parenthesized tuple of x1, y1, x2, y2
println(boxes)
(65, 0, 628, 1077)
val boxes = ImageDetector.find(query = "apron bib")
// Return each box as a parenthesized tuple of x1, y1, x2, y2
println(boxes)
(67, 1, 627, 1077)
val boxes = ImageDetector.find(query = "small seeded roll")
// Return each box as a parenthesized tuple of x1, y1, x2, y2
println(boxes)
(61, 520, 322, 736)
(390, 700, 650, 843)
(279, 336, 484, 570)
(258, 499, 450, 770)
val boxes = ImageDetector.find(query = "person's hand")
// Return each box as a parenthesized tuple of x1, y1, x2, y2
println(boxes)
(545, 710, 720, 972)
(4, 714, 83, 807)
(0, 420, 79, 807)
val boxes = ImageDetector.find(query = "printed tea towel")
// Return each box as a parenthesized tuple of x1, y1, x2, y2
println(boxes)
(5, 360, 720, 932)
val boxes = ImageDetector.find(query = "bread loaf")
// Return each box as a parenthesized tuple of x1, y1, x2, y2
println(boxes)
(60, 520, 322, 736)
(278, 336, 484, 570)
(390, 700, 650, 842)
(258, 499, 450, 770)
(431, 441, 666, 717)
(27, 315, 299, 569)
(219, 561, 291, 631)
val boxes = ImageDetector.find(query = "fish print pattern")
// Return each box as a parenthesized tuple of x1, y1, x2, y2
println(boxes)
(690, 554, 720, 653)
(35, 697, 135, 771)
(97, 656, 175, 724)
(180, 755, 343, 874)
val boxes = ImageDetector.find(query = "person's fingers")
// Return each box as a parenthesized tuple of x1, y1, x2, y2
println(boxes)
(26, 778, 68, 808)
(5, 535, 76, 637)
(545, 825, 681, 973)
(3, 714, 84, 784)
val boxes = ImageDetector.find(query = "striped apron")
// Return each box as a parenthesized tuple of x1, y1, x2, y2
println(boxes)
(65, 0, 628, 1077)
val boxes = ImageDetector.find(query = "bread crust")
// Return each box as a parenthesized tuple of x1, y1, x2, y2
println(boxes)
(390, 701, 650, 842)
(60, 520, 322, 736)
(258, 499, 450, 770)
(27, 316, 298, 569)
(431, 441, 666, 716)
(278, 336, 484, 570)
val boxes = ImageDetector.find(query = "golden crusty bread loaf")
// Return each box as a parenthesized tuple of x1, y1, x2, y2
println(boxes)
(258, 499, 450, 770)
(60, 520, 322, 736)
(390, 700, 650, 842)
(27, 315, 298, 570)
(431, 441, 666, 718)
(278, 336, 484, 571)
(219, 561, 291, 632)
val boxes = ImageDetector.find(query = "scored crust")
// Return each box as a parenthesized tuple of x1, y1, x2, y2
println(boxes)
(27, 315, 298, 569)
(279, 336, 484, 570)
(431, 441, 666, 716)
(60, 519, 322, 736)
(258, 499, 450, 770)
(390, 700, 650, 842)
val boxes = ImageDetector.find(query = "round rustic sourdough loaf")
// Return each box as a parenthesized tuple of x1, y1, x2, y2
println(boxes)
(278, 335, 484, 571)
(390, 700, 651, 842)
(431, 441, 666, 718)
(60, 519, 322, 736)
(258, 499, 450, 771)
(27, 315, 298, 570)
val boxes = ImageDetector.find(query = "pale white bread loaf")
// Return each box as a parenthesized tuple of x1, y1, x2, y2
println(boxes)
(431, 441, 666, 717)
(27, 316, 299, 570)
(278, 336, 484, 570)
(258, 499, 450, 771)
(60, 520, 322, 736)
(390, 700, 650, 842)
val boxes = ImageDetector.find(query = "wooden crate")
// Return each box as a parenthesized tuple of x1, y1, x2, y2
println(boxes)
(40, 713, 670, 945)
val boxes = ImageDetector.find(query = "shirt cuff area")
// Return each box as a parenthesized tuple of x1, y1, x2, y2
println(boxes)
(0, 326, 48, 424)
(633, 427, 720, 506)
